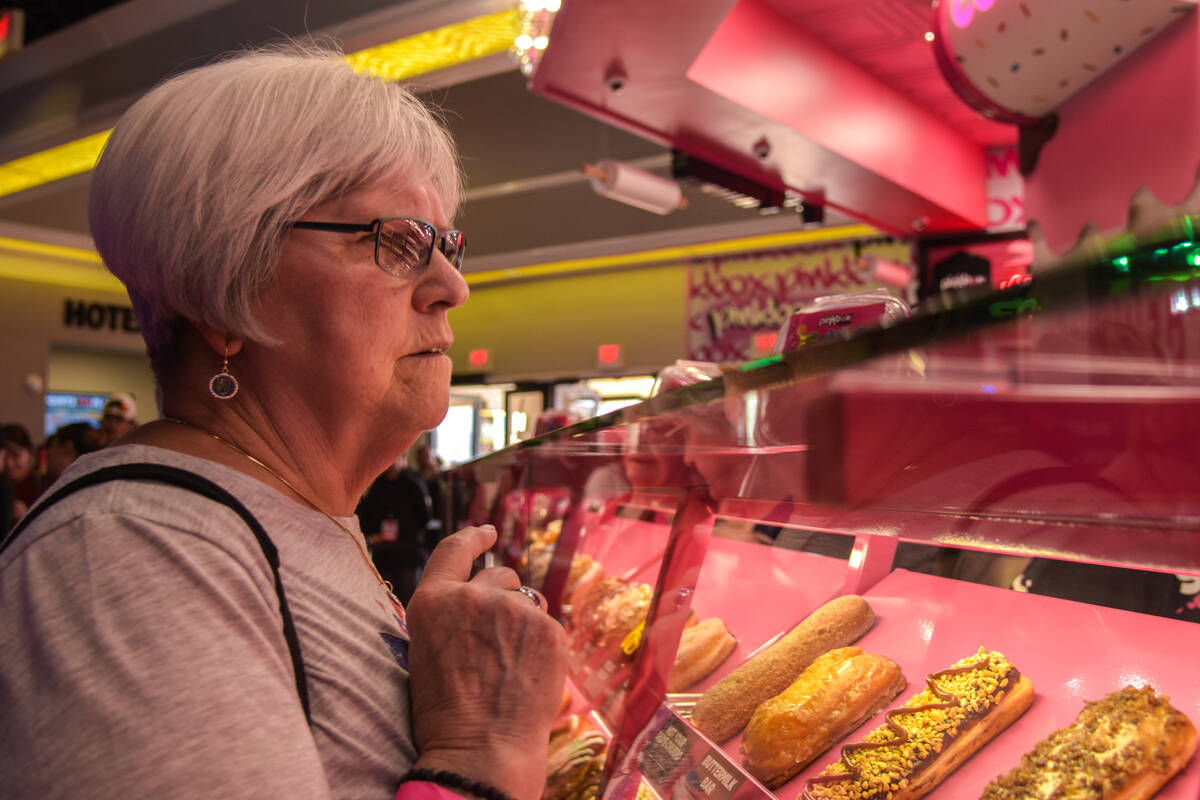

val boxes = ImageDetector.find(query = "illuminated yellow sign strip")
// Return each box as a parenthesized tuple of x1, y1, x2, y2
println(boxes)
(0, 234, 103, 263)
(465, 224, 881, 287)
(0, 235, 124, 293)
(0, 10, 521, 199)
(0, 130, 111, 199)
(0, 224, 883, 294)
(345, 8, 521, 81)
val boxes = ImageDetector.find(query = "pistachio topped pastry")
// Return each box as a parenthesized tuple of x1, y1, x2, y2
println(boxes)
(803, 648, 1034, 800)
(982, 685, 1197, 800)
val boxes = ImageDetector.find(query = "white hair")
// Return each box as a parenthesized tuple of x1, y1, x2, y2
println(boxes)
(88, 42, 462, 374)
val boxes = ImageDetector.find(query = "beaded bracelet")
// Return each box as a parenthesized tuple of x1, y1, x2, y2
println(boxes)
(399, 768, 518, 800)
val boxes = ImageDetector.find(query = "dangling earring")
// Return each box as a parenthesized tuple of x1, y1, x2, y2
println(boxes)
(208, 347, 240, 399)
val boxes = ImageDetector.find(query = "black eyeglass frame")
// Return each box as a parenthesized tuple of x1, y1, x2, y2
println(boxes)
(289, 217, 466, 275)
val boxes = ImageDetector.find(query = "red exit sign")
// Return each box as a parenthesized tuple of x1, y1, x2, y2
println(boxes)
(597, 343, 624, 368)
(467, 348, 491, 369)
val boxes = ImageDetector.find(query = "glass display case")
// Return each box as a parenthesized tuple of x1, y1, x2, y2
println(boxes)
(446, 217, 1200, 800)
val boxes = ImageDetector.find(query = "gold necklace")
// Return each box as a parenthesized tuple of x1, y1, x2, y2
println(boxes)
(165, 417, 395, 595)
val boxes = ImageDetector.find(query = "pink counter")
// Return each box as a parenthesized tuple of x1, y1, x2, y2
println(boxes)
(683, 568, 1200, 800)
(683, 535, 850, 695)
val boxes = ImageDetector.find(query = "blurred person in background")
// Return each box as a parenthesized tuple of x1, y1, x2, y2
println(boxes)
(621, 367, 701, 500)
(0, 427, 13, 533)
(43, 422, 106, 487)
(98, 392, 138, 444)
(357, 453, 434, 604)
(412, 435, 446, 539)
(1, 423, 38, 519)
(581, 426, 631, 511)
(0, 44, 565, 800)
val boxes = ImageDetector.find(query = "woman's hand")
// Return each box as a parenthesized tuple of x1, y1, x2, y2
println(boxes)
(406, 525, 568, 800)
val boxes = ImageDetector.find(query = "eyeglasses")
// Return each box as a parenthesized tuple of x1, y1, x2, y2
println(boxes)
(290, 217, 466, 277)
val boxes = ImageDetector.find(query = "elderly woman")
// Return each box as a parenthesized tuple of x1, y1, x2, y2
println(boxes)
(0, 46, 567, 800)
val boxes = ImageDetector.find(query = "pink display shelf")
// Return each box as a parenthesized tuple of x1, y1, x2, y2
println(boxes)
(582, 508, 854, 763)
(700, 569, 1200, 800)
(678, 536, 851, 696)
(567, 514, 680, 725)
(579, 513, 679, 582)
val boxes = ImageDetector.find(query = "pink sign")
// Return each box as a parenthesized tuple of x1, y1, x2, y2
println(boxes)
(926, 237, 1033, 292)
(986, 146, 1025, 232)
(686, 242, 912, 362)
(949, 0, 996, 30)
(781, 302, 888, 351)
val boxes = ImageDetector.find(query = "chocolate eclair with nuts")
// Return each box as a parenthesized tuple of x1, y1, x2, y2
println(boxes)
(801, 648, 1034, 800)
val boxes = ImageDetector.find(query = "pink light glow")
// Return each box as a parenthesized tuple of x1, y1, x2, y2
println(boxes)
(950, 0, 997, 30)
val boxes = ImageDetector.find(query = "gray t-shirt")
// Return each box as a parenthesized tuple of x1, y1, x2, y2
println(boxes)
(0, 444, 416, 799)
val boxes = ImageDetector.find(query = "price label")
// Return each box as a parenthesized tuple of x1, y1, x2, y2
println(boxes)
(638, 716, 695, 787)
(636, 712, 752, 800)
(684, 749, 745, 800)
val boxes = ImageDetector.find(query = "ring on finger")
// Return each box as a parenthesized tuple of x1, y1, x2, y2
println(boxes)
(513, 585, 543, 610)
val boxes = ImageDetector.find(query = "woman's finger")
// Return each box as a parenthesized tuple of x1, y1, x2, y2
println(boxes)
(419, 525, 497, 585)
(470, 565, 521, 590)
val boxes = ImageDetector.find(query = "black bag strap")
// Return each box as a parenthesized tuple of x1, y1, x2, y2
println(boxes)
(2, 462, 311, 722)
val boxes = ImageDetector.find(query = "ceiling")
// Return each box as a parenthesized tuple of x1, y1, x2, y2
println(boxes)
(759, 0, 1012, 145)
(0, 0, 1015, 275)
(15, 0, 129, 45)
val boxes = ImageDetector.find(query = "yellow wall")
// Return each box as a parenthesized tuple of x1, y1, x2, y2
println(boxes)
(2, 232, 902, 436)
(1, 245, 690, 438)
(47, 345, 158, 426)
(447, 237, 910, 380)
(1, 253, 686, 437)
(449, 262, 688, 380)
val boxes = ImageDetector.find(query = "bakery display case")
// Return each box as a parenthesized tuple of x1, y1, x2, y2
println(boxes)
(446, 221, 1200, 800)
